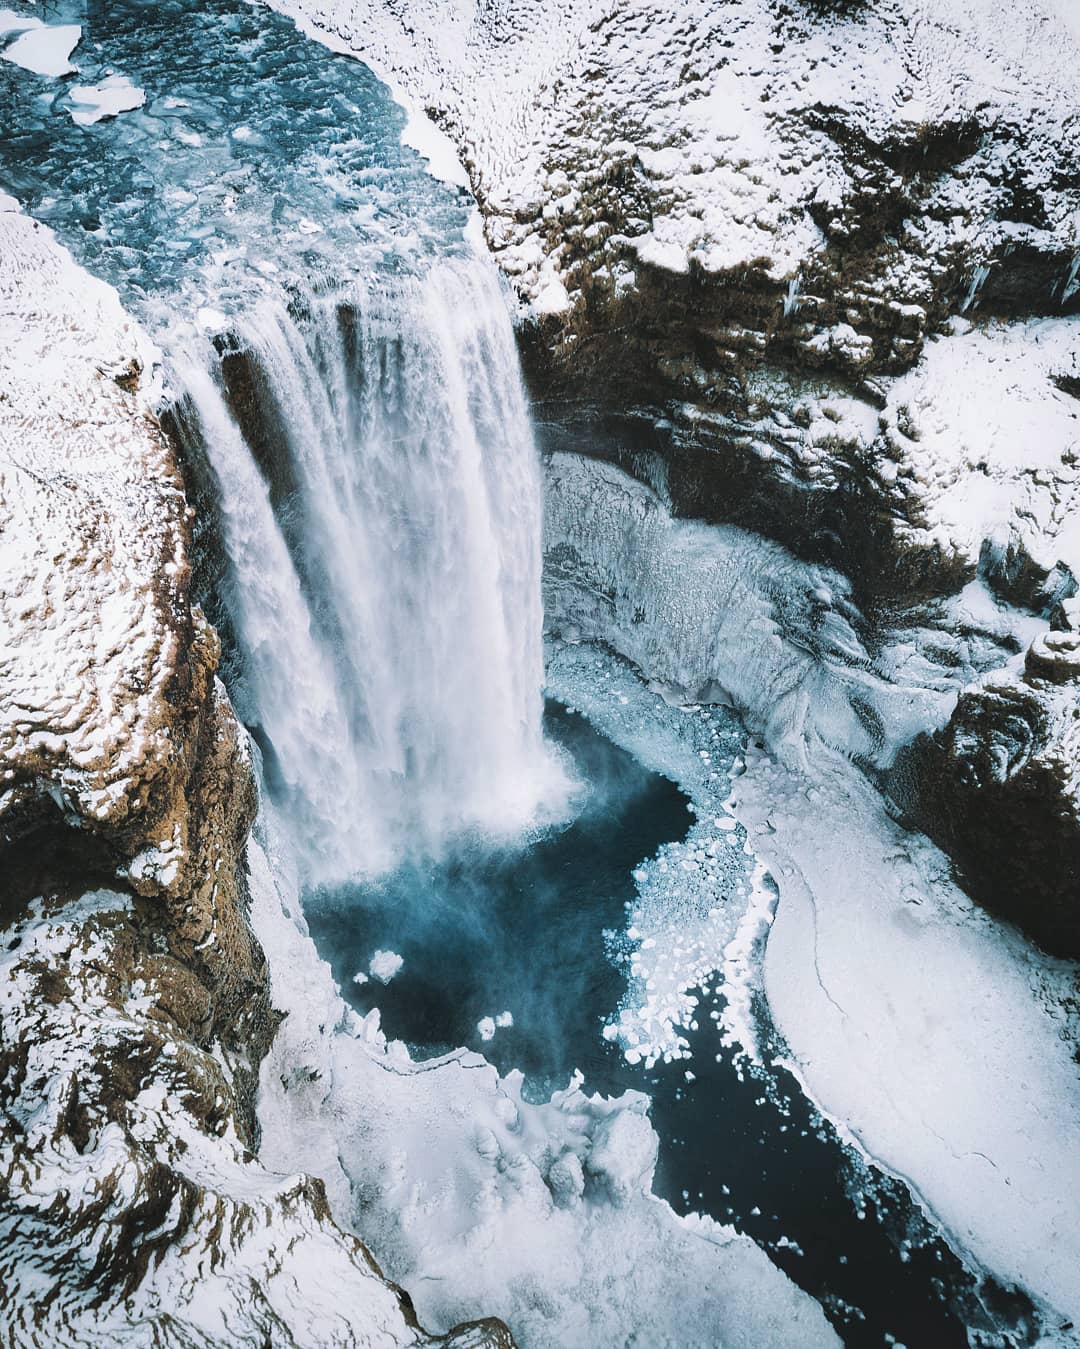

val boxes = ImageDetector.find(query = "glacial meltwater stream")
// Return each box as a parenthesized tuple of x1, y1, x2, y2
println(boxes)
(0, 3, 1040, 1345)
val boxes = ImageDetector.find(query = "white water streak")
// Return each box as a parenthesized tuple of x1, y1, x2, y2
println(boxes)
(180, 259, 564, 883)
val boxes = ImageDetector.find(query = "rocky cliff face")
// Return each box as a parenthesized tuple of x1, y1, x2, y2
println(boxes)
(266, 0, 1080, 955)
(0, 202, 511, 1348)
(268, 0, 1079, 585)
(894, 604, 1080, 957)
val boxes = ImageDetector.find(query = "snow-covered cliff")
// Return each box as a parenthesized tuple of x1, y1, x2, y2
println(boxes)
(265, 0, 1080, 324)
(265, 0, 1080, 592)
(0, 201, 510, 1348)
(266, 0, 1080, 953)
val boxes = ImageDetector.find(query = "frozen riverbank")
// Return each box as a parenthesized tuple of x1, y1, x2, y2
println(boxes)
(543, 450, 1080, 1341)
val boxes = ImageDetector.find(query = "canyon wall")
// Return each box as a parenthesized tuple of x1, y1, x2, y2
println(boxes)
(269, 0, 1080, 953)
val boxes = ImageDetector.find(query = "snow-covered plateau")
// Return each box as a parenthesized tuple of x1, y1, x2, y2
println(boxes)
(1, 0, 1079, 1346)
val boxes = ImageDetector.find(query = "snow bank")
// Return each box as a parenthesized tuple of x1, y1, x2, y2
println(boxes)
(881, 318, 1080, 590)
(732, 746, 1080, 1334)
(0, 884, 497, 1347)
(0, 207, 200, 848)
(262, 0, 1080, 328)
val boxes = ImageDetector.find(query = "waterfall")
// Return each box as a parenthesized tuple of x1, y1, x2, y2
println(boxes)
(176, 259, 565, 885)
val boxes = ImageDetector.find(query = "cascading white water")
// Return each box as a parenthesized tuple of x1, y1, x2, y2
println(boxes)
(178, 259, 567, 884)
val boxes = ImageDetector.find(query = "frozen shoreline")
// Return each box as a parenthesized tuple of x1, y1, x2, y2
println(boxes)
(733, 746, 1080, 1339)
(542, 451, 1080, 1340)
(251, 811, 841, 1348)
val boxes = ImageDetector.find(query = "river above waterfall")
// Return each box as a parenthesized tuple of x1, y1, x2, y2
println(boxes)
(0, 0, 474, 323)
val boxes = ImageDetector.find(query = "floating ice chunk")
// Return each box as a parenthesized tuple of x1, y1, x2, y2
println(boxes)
(475, 1012, 512, 1041)
(68, 75, 146, 126)
(585, 1108, 658, 1207)
(1, 21, 81, 77)
(351, 971, 369, 986)
(0, 11, 37, 40)
(368, 949, 403, 984)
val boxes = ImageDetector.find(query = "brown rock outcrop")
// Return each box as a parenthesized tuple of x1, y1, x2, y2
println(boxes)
(892, 613, 1080, 957)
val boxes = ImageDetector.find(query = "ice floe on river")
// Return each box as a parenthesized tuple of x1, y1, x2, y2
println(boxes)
(0, 10, 80, 77)
(68, 74, 146, 125)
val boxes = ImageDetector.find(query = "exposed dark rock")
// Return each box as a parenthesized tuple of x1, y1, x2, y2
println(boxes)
(891, 631, 1080, 957)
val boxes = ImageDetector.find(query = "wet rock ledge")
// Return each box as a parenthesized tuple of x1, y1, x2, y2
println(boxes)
(0, 203, 512, 1347)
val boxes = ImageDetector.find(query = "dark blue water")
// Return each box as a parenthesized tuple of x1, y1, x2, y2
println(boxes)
(0, 0, 472, 322)
(306, 701, 695, 1093)
(306, 701, 1038, 1349)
